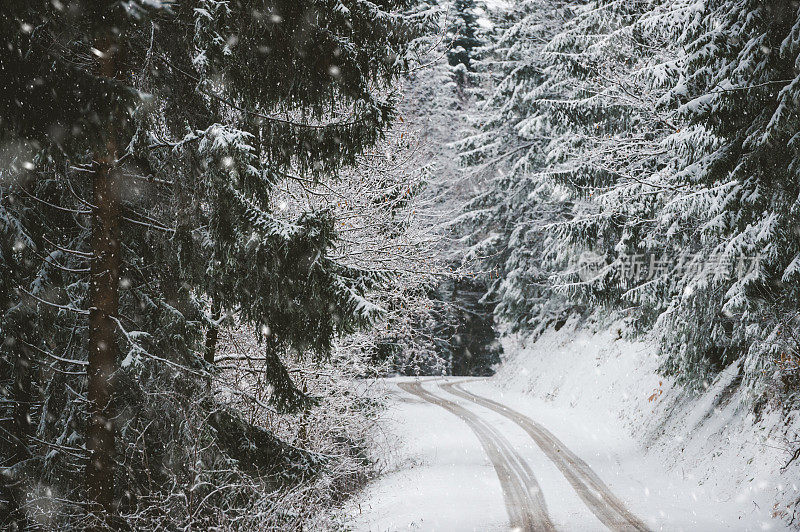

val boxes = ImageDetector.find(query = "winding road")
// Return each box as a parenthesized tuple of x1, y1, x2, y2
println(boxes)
(380, 379, 649, 532)
(441, 381, 649, 532)
(398, 381, 556, 531)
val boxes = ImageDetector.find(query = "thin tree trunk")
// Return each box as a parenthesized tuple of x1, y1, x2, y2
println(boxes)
(204, 299, 221, 365)
(86, 157, 121, 523)
(86, 27, 124, 526)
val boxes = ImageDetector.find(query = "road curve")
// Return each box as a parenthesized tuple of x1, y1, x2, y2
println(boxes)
(443, 381, 650, 532)
(397, 381, 555, 532)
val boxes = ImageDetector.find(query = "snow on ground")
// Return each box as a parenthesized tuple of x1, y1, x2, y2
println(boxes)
(486, 315, 800, 530)
(348, 318, 800, 531)
(348, 377, 608, 531)
(347, 377, 509, 531)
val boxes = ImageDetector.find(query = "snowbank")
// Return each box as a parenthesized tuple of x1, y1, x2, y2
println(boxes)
(486, 316, 800, 529)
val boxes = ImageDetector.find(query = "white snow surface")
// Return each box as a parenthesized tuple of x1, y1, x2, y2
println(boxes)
(349, 318, 800, 531)
(349, 377, 510, 531)
(480, 316, 797, 531)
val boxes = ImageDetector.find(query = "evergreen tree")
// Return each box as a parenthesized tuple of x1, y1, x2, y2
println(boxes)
(663, 0, 800, 384)
(447, 0, 482, 76)
(393, 1, 504, 376)
(456, 0, 578, 337)
(433, 276, 501, 376)
(457, 0, 800, 395)
(0, 0, 426, 527)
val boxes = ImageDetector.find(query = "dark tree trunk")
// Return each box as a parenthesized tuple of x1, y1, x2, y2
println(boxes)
(204, 299, 221, 365)
(86, 157, 121, 522)
(86, 26, 125, 526)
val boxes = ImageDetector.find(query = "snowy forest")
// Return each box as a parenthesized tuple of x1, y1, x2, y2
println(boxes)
(3, 0, 800, 530)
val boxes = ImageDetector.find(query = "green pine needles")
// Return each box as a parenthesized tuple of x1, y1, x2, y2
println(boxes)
(0, 0, 429, 528)
(459, 0, 800, 392)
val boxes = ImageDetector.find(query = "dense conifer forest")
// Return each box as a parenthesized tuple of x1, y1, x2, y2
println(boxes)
(3, 0, 800, 530)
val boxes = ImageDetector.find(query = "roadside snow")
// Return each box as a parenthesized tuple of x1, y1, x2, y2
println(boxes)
(484, 316, 799, 530)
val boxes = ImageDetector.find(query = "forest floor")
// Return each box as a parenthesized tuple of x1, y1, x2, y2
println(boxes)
(348, 321, 797, 531)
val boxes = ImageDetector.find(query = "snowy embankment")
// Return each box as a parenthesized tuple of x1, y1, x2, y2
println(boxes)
(486, 316, 800, 530)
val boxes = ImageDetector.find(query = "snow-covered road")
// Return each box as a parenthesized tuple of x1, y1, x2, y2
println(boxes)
(439, 380, 649, 531)
(398, 380, 557, 531)
(350, 377, 780, 531)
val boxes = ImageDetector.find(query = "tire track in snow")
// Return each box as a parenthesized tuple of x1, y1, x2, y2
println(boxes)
(443, 381, 650, 532)
(397, 381, 554, 532)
